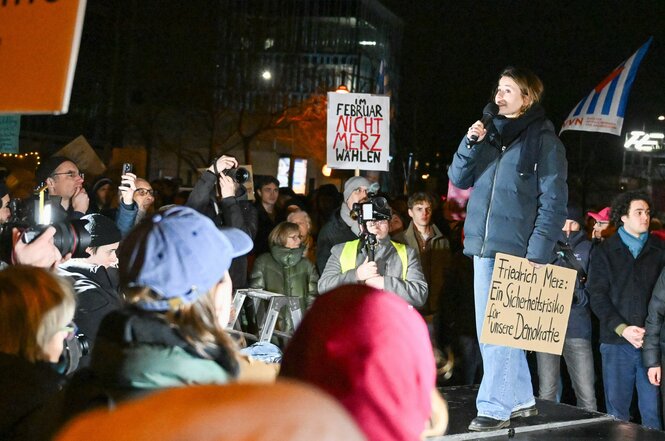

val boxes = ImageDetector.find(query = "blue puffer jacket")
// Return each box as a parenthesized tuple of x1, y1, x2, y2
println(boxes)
(448, 117, 568, 264)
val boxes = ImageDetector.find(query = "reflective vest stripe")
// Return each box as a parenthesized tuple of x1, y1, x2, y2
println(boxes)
(339, 239, 408, 280)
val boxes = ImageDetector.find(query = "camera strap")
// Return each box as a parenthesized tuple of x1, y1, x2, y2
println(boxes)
(211, 157, 223, 200)
(556, 241, 587, 285)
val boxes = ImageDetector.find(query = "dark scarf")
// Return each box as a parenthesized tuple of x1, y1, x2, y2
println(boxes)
(489, 104, 546, 177)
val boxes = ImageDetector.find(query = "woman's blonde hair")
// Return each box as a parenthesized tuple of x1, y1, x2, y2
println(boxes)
(0, 266, 75, 362)
(497, 66, 544, 114)
(124, 283, 238, 361)
(268, 221, 301, 247)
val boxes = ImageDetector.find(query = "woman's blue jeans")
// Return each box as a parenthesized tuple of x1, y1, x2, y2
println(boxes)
(473, 256, 535, 420)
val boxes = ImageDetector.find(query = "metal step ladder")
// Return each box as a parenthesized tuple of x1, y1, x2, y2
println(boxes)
(228, 288, 303, 344)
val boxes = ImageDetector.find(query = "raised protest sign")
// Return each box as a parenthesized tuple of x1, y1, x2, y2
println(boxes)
(326, 92, 389, 171)
(0, 0, 87, 114)
(480, 253, 577, 355)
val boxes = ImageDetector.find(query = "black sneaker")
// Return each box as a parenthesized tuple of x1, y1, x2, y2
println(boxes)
(468, 416, 510, 432)
(510, 404, 538, 419)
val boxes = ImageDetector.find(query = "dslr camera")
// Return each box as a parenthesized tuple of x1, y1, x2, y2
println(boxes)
(0, 188, 91, 262)
(350, 195, 391, 224)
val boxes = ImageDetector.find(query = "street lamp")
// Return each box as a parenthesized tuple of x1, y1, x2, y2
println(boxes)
(261, 70, 272, 81)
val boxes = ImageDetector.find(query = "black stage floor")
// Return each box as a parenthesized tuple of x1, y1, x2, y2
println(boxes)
(433, 385, 665, 440)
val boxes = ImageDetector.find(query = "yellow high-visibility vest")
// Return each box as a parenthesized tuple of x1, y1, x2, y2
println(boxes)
(339, 239, 408, 280)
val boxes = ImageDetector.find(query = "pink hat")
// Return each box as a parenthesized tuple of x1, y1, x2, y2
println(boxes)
(280, 285, 435, 441)
(587, 207, 611, 222)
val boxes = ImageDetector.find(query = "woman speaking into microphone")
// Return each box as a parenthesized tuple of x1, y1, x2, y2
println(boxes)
(448, 67, 568, 432)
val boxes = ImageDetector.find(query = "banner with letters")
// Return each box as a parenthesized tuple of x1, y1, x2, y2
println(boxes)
(560, 37, 652, 136)
(326, 92, 390, 171)
(480, 253, 577, 355)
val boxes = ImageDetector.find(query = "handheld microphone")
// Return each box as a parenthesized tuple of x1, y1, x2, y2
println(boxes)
(467, 102, 499, 145)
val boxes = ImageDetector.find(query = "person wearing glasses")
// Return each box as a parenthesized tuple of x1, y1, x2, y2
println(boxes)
(35, 156, 89, 220)
(132, 178, 156, 224)
(249, 221, 319, 310)
(0, 266, 75, 441)
(318, 207, 428, 308)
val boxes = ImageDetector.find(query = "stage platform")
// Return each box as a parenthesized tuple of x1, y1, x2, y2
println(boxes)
(432, 385, 665, 440)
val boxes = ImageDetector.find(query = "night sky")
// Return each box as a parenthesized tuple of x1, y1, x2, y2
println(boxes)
(384, 0, 665, 171)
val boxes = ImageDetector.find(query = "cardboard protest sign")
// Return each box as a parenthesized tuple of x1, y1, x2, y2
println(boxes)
(480, 253, 577, 355)
(56, 135, 106, 176)
(0, 0, 87, 114)
(326, 92, 389, 172)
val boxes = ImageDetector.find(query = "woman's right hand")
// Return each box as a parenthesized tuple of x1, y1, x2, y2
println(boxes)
(467, 120, 487, 143)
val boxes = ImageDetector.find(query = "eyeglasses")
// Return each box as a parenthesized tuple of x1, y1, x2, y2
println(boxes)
(135, 188, 156, 197)
(367, 220, 389, 227)
(51, 171, 84, 180)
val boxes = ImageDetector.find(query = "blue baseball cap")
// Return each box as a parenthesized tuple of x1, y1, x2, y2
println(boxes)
(119, 206, 253, 311)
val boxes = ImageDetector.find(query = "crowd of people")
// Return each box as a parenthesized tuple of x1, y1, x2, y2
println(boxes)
(3, 65, 665, 440)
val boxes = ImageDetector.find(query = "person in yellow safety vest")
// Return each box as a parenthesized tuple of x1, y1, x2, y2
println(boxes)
(318, 215, 428, 307)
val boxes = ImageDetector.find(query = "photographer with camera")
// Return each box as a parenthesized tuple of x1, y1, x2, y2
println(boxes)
(318, 198, 427, 307)
(535, 204, 596, 411)
(186, 155, 257, 289)
(316, 176, 370, 273)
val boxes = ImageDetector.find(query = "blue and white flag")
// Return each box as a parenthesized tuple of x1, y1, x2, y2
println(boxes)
(560, 37, 652, 136)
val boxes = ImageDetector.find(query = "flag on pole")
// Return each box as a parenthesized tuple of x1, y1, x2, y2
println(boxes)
(560, 37, 652, 136)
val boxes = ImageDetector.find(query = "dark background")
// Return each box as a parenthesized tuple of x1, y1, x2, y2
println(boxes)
(384, 0, 665, 181)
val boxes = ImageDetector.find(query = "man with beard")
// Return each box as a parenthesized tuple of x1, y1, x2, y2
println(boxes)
(316, 176, 370, 273)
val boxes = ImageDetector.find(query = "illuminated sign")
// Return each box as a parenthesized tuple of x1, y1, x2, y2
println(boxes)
(624, 131, 664, 152)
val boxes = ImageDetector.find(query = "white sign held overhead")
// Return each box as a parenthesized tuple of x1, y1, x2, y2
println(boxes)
(326, 92, 390, 172)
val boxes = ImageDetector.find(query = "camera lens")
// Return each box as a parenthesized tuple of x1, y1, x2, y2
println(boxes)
(51, 220, 92, 258)
(223, 167, 249, 184)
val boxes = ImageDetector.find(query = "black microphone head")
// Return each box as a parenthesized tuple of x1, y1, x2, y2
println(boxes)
(482, 102, 499, 118)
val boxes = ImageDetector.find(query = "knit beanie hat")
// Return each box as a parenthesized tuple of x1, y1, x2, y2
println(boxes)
(343, 176, 370, 203)
(566, 204, 584, 226)
(92, 177, 114, 194)
(81, 214, 122, 247)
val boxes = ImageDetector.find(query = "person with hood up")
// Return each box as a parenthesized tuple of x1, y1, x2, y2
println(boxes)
(279, 284, 448, 441)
